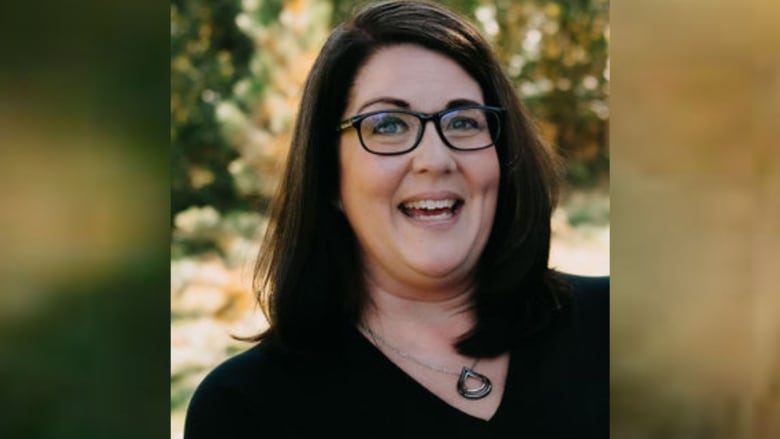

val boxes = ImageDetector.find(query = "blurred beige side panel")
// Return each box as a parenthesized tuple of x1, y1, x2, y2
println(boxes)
(611, 0, 780, 437)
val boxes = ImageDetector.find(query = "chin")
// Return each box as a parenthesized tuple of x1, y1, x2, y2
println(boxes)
(408, 257, 470, 281)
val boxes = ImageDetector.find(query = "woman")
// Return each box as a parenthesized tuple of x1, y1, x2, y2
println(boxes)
(185, 1, 608, 437)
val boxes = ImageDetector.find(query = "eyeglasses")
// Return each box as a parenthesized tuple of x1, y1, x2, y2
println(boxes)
(338, 105, 504, 156)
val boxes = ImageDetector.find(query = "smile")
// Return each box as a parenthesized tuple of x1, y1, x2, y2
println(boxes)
(398, 198, 464, 221)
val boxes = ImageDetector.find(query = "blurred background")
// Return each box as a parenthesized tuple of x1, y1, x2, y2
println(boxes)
(611, 1, 780, 437)
(170, 0, 609, 437)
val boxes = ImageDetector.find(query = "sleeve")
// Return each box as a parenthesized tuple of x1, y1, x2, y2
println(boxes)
(183, 365, 257, 439)
(570, 274, 610, 435)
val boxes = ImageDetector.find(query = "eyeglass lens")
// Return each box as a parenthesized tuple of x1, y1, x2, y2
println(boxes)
(359, 108, 499, 154)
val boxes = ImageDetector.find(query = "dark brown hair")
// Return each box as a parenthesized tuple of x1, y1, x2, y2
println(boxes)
(252, 0, 565, 356)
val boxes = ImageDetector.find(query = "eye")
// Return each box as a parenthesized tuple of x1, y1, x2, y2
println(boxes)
(443, 108, 490, 136)
(447, 116, 481, 131)
(366, 114, 410, 136)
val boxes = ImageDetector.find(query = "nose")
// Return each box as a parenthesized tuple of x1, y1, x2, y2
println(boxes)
(410, 120, 457, 174)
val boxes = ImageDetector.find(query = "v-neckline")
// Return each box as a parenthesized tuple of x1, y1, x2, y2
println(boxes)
(350, 326, 515, 423)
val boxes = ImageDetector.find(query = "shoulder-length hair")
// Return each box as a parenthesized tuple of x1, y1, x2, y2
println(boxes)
(252, 0, 565, 357)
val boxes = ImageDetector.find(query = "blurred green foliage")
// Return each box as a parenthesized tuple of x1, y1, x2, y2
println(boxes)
(1, 1, 171, 435)
(171, 0, 609, 256)
(171, 0, 255, 216)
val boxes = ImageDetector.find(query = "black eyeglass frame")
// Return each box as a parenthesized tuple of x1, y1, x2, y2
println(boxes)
(338, 105, 505, 156)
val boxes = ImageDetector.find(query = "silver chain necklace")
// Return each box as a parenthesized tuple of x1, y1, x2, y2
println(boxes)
(360, 324, 493, 400)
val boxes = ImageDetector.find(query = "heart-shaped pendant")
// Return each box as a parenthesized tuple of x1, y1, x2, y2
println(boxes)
(457, 366, 492, 400)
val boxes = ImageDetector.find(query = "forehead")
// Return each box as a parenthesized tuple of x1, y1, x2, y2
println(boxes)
(345, 44, 484, 114)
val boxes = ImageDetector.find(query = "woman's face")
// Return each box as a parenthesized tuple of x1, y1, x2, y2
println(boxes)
(338, 44, 500, 297)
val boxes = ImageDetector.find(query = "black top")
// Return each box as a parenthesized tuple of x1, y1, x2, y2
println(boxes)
(184, 274, 608, 438)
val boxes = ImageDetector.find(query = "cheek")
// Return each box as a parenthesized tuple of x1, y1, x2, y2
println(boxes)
(338, 140, 364, 203)
(475, 152, 501, 199)
(338, 144, 403, 210)
(484, 174, 501, 227)
(474, 154, 501, 236)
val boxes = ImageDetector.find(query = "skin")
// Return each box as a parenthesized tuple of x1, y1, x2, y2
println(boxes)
(339, 44, 501, 303)
(338, 44, 507, 420)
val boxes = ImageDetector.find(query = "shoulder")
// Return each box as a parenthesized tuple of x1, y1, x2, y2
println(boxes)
(558, 271, 609, 295)
(183, 339, 297, 438)
(556, 272, 609, 338)
(529, 272, 609, 433)
(531, 272, 610, 365)
(559, 272, 609, 313)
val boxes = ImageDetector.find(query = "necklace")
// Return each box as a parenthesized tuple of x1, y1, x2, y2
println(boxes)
(360, 324, 493, 400)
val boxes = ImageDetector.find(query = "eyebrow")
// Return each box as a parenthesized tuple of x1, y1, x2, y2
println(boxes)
(356, 97, 409, 113)
(354, 97, 483, 114)
(444, 98, 483, 109)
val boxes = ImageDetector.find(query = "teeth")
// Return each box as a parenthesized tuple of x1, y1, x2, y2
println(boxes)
(402, 199, 457, 210)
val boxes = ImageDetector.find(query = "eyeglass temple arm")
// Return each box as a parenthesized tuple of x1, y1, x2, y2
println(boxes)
(338, 119, 355, 132)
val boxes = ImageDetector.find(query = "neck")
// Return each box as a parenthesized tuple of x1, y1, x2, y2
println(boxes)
(361, 277, 476, 347)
